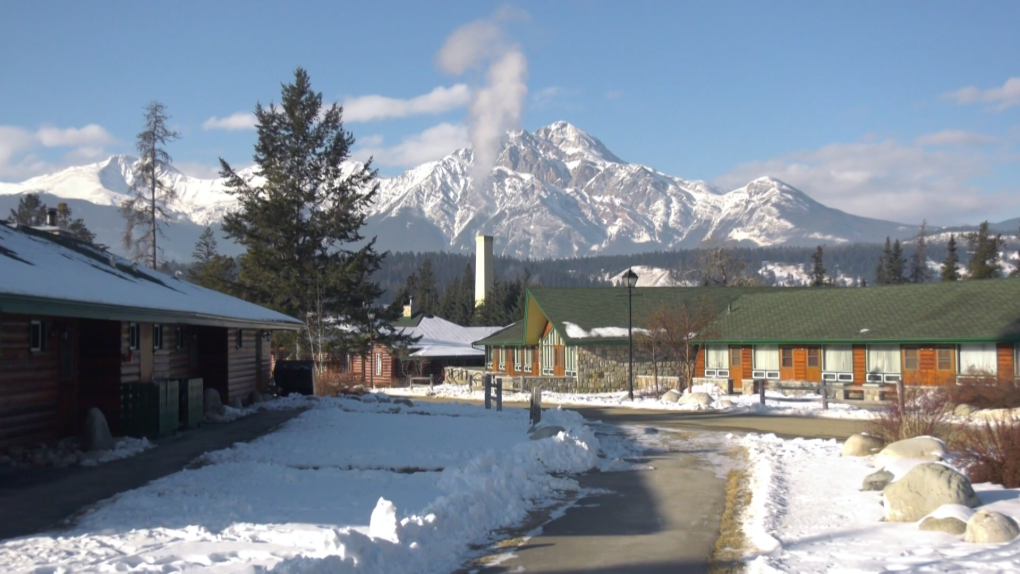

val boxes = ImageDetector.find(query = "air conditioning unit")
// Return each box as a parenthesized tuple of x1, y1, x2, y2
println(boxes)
(866, 373, 884, 383)
(837, 373, 854, 383)
(823, 372, 854, 383)
(822, 372, 838, 381)
(884, 374, 901, 383)
(765, 371, 780, 380)
(751, 370, 767, 379)
(705, 369, 717, 378)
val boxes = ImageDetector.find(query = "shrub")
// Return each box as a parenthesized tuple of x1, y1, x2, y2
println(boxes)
(956, 414, 1020, 488)
(313, 368, 362, 397)
(946, 375, 1020, 410)
(865, 387, 953, 444)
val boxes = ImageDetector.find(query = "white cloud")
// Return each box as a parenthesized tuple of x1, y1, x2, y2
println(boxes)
(343, 84, 471, 123)
(202, 112, 257, 131)
(436, 21, 509, 75)
(357, 134, 385, 147)
(914, 129, 996, 146)
(354, 123, 468, 167)
(714, 138, 1017, 225)
(0, 123, 115, 181)
(943, 77, 1020, 111)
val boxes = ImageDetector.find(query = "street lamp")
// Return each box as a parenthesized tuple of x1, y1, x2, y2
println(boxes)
(622, 268, 639, 401)
(367, 309, 376, 389)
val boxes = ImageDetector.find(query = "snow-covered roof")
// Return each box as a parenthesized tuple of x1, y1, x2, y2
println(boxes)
(0, 224, 302, 329)
(395, 316, 503, 357)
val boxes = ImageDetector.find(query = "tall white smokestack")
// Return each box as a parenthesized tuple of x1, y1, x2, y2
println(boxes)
(475, 235, 494, 307)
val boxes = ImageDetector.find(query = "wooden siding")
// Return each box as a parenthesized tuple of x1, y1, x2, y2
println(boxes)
(998, 343, 1015, 382)
(852, 345, 866, 386)
(120, 322, 141, 384)
(0, 314, 61, 448)
(694, 346, 705, 378)
(227, 329, 259, 402)
(740, 346, 753, 389)
(168, 325, 190, 379)
(902, 346, 956, 386)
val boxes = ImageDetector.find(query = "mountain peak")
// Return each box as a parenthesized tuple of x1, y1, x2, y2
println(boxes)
(533, 121, 624, 164)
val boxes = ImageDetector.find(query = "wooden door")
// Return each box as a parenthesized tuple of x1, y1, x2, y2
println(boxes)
(805, 347, 822, 382)
(554, 346, 565, 377)
(139, 323, 153, 383)
(903, 346, 955, 386)
(779, 346, 796, 380)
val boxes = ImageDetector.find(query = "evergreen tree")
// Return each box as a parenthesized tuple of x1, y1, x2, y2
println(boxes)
(437, 263, 476, 325)
(810, 245, 826, 287)
(120, 101, 181, 267)
(941, 234, 960, 281)
(192, 226, 218, 264)
(964, 221, 1004, 280)
(875, 237, 891, 285)
(219, 68, 398, 359)
(187, 226, 237, 294)
(907, 220, 931, 283)
(415, 258, 439, 315)
(9, 193, 47, 225)
(886, 239, 905, 284)
(55, 203, 96, 243)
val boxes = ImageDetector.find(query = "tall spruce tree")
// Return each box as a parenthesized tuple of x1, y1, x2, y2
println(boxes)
(886, 239, 906, 284)
(192, 226, 218, 264)
(120, 101, 181, 267)
(187, 226, 237, 294)
(219, 68, 398, 360)
(907, 220, 931, 283)
(941, 234, 960, 281)
(964, 221, 1004, 280)
(875, 237, 892, 285)
(55, 203, 97, 243)
(415, 259, 439, 315)
(9, 193, 47, 225)
(437, 262, 476, 325)
(810, 245, 826, 287)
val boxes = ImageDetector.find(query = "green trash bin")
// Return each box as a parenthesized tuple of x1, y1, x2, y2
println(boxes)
(178, 377, 204, 428)
(159, 378, 180, 436)
(120, 379, 180, 439)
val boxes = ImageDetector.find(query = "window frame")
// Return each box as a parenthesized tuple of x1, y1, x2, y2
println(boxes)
(374, 352, 382, 376)
(938, 347, 953, 371)
(128, 322, 140, 351)
(780, 347, 794, 368)
(175, 326, 185, 350)
(807, 347, 820, 368)
(903, 346, 919, 371)
(30, 319, 44, 353)
(729, 347, 741, 367)
(498, 347, 506, 371)
(235, 328, 243, 349)
(153, 324, 163, 351)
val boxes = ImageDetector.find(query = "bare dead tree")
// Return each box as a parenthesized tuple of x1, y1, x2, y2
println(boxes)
(655, 296, 719, 392)
(697, 245, 760, 286)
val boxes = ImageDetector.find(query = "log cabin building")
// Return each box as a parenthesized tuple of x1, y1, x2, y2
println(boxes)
(476, 281, 1020, 393)
(0, 222, 301, 448)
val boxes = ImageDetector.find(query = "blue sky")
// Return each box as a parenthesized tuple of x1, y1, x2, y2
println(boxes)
(1, 0, 1018, 225)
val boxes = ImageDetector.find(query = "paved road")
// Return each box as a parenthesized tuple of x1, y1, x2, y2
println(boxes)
(453, 400, 866, 573)
(0, 408, 305, 541)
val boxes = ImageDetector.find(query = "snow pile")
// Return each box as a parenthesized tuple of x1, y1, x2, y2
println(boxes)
(738, 433, 1020, 572)
(80, 436, 153, 466)
(562, 321, 649, 339)
(0, 395, 603, 573)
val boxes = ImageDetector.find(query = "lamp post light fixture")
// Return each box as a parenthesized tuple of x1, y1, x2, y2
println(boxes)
(367, 309, 376, 389)
(622, 268, 639, 401)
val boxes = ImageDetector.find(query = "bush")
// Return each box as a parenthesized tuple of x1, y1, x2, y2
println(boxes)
(947, 377, 1020, 410)
(865, 388, 953, 444)
(956, 414, 1020, 488)
(313, 369, 363, 397)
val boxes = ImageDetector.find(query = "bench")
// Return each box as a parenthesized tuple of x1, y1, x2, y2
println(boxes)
(409, 376, 434, 389)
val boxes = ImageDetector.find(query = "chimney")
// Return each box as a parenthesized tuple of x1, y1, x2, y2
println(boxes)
(46, 208, 57, 227)
(403, 297, 416, 318)
(475, 235, 494, 307)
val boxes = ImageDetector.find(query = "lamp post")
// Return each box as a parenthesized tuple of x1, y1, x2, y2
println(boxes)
(623, 268, 639, 401)
(367, 309, 376, 389)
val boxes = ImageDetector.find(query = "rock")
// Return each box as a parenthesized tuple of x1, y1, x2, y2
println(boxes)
(717, 399, 734, 408)
(883, 463, 980, 522)
(661, 389, 681, 403)
(529, 425, 566, 440)
(84, 408, 114, 452)
(970, 408, 1020, 422)
(861, 469, 894, 491)
(229, 398, 244, 410)
(204, 389, 226, 415)
(920, 516, 968, 535)
(874, 436, 947, 469)
(954, 403, 977, 417)
(678, 392, 713, 406)
(393, 398, 414, 407)
(247, 391, 264, 404)
(375, 393, 392, 403)
(361, 394, 378, 403)
(842, 434, 885, 457)
(965, 510, 1020, 543)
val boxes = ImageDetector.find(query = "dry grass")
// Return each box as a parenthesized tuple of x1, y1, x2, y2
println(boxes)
(710, 466, 751, 573)
(865, 388, 953, 444)
(957, 413, 1020, 488)
(947, 377, 1020, 410)
(313, 369, 366, 397)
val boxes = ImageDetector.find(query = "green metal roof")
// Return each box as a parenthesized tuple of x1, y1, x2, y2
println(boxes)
(473, 320, 525, 346)
(390, 312, 425, 328)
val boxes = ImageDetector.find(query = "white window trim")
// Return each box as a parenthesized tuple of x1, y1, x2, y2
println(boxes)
(374, 353, 382, 376)
(235, 329, 243, 349)
(153, 324, 163, 351)
(498, 347, 506, 371)
(30, 319, 44, 353)
(128, 322, 140, 351)
(174, 326, 184, 350)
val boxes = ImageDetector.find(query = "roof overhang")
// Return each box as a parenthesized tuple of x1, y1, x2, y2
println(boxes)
(0, 293, 303, 331)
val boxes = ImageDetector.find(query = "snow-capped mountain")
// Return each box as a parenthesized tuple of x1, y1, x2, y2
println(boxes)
(2, 121, 1004, 261)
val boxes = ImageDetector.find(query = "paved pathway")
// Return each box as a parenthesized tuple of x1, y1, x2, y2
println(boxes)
(0, 408, 305, 541)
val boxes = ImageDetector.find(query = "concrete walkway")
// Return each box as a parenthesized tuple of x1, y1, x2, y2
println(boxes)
(0, 408, 306, 541)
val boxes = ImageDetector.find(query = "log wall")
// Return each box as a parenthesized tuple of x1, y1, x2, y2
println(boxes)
(0, 314, 61, 448)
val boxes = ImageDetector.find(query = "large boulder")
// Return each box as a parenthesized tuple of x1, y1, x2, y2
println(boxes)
(84, 408, 113, 452)
(229, 397, 244, 410)
(861, 469, 894, 491)
(529, 425, 565, 440)
(920, 516, 968, 535)
(661, 389, 681, 403)
(204, 389, 226, 416)
(953, 403, 977, 417)
(965, 510, 1020, 543)
(842, 434, 885, 457)
(716, 399, 734, 409)
(883, 463, 980, 522)
(393, 397, 414, 407)
(873, 436, 947, 469)
(678, 392, 713, 407)
(247, 391, 264, 405)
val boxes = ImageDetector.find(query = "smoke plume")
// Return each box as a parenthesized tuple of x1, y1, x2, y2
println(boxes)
(437, 12, 529, 187)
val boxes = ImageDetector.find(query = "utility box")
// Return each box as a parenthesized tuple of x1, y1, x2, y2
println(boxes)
(274, 360, 316, 396)
(120, 379, 179, 440)
(178, 377, 204, 428)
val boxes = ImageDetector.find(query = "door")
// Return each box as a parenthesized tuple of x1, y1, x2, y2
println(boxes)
(779, 346, 796, 381)
(805, 346, 822, 382)
(904, 346, 956, 386)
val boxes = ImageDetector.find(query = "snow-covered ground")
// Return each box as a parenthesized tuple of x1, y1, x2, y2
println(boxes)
(387, 383, 874, 420)
(739, 433, 1020, 572)
(0, 394, 619, 573)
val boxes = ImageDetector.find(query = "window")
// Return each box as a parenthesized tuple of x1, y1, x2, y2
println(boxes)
(235, 329, 243, 349)
(541, 327, 563, 376)
(524, 347, 533, 373)
(903, 347, 919, 371)
(374, 353, 382, 376)
(30, 319, 44, 353)
(499, 347, 506, 371)
(866, 345, 901, 374)
(514, 348, 522, 370)
(823, 345, 853, 372)
(938, 347, 953, 371)
(486, 347, 494, 369)
(153, 324, 163, 350)
(780, 347, 794, 368)
(729, 347, 742, 367)
(564, 345, 577, 376)
(807, 348, 820, 368)
(706, 346, 728, 369)
(753, 345, 779, 370)
(175, 326, 185, 350)
(128, 322, 140, 351)
(959, 344, 997, 376)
